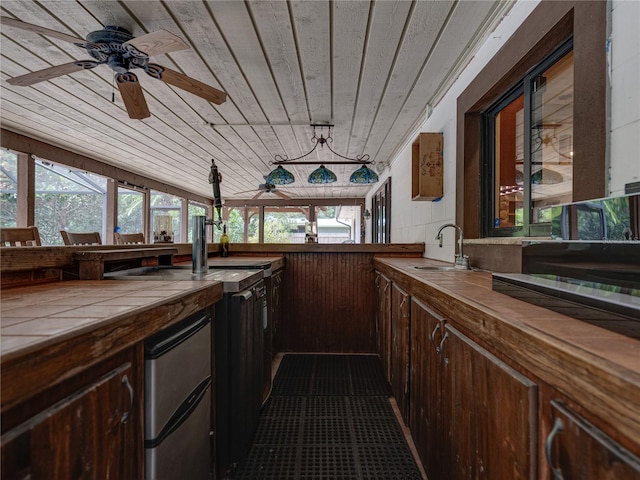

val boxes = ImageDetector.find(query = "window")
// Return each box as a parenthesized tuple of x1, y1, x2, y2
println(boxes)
(0, 149, 17, 227)
(187, 202, 208, 243)
(315, 205, 361, 243)
(483, 39, 573, 236)
(150, 191, 182, 243)
(35, 160, 107, 245)
(117, 187, 144, 236)
(372, 178, 391, 243)
(264, 206, 309, 243)
(226, 206, 259, 243)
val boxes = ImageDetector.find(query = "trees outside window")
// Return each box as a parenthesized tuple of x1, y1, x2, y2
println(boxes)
(118, 187, 144, 236)
(0, 149, 17, 228)
(34, 161, 106, 245)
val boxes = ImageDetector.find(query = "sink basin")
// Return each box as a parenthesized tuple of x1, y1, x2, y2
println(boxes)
(414, 265, 470, 272)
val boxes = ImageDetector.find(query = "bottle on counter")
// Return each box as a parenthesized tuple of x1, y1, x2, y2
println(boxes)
(220, 225, 230, 257)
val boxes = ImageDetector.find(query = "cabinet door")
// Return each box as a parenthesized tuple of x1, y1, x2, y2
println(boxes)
(543, 400, 640, 479)
(390, 283, 410, 423)
(442, 324, 538, 479)
(2, 361, 138, 479)
(375, 272, 392, 381)
(271, 269, 283, 354)
(409, 298, 446, 480)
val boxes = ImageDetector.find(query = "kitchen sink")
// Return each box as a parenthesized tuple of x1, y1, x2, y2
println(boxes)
(414, 265, 472, 272)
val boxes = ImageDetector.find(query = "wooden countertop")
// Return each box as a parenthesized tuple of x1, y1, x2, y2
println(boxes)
(0, 278, 224, 412)
(374, 257, 640, 447)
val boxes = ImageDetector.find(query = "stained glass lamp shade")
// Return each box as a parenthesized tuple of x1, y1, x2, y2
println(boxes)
(349, 165, 379, 184)
(266, 166, 295, 185)
(308, 165, 337, 184)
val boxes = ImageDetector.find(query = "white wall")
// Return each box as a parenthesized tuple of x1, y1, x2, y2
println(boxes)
(368, 0, 640, 259)
(609, 0, 640, 195)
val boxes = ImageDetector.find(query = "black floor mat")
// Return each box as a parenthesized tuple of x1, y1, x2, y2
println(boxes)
(232, 354, 422, 480)
(270, 354, 392, 397)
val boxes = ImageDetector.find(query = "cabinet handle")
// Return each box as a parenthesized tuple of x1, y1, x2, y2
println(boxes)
(383, 282, 390, 293)
(429, 323, 441, 347)
(545, 417, 565, 480)
(121, 374, 134, 424)
(375, 276, 380, 287)
(399, 296, 407, 313)
(436, 331, 448, 354)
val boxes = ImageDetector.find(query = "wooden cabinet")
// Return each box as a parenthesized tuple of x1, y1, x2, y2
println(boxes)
(390, 283, 411, 423)
(442, 324, 538, 479)
(1, 347, 141, 479)
(541, 398, 640, 479)
(264, 269, 283, 400)
(408, 297, 537, 479)
(409, 298, 446, 480)
(411, 132, 444, 200)
(375, 272, 392, 381)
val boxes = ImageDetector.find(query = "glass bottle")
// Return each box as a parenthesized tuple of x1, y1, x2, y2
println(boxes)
(220, 225, 230, 257)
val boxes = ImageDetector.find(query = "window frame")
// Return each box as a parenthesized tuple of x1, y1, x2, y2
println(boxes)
(482, 37, 574, 237)
(372, 177, 391, 243)
(457, 2, 607, 240)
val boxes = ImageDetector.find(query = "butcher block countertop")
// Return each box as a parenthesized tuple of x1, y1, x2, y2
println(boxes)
(374, 257, 640, 448)
(0, 278, 224, 412)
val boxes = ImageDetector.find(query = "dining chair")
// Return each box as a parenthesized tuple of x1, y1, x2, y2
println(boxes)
(60, 230, 102, 245)
(114, 232, 145, 245)
(0, 226, 42, 246)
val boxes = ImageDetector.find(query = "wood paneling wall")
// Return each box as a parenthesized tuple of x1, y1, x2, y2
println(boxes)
(280, 252, 376, 353)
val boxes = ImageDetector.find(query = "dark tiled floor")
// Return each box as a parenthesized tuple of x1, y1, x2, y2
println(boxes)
(233, 354, 422, 480)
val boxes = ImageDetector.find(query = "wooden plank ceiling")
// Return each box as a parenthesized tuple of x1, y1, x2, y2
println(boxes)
(0, 0, 513, 201)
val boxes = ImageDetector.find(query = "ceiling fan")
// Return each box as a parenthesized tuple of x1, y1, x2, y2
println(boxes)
(1, 17, 227, 119)
(235, 182, 292, 200)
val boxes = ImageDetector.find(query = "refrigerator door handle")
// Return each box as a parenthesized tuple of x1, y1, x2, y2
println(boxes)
(145, 376, 212, 449)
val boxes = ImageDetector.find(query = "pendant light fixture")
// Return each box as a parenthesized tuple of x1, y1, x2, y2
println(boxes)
(265, 165, 295, 185)
(266, 124, 377, 185)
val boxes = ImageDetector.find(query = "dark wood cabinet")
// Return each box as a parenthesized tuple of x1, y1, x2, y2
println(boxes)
(541, 398, 640, 479)
(265, 269, 283, 399)
(390, 283, 410, 423)
(1, 348, 141, 479)
(407, 296, 537, 480)
(441, 324, 538, 479)
(375, 272, 392, 381)
(409, 297, 446, 480)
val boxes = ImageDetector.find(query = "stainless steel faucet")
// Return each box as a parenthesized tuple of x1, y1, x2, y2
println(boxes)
(436, 223, 469, 269)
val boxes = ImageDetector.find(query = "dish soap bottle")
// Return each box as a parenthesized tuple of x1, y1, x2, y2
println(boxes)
(220, 225, 230, 257)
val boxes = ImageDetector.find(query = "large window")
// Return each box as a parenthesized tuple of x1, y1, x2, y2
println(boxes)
(483, 39, 573, 236)
(118, 187, 144, 237)
(0, 149, 17, 227)
(315, 205, 361, 243)
(264, 206, 308, 243)
(222, 201, 364, 244)
(187, 202, 208, 243)
(150, 191, 182, 243)
(35, 160, 107, 245)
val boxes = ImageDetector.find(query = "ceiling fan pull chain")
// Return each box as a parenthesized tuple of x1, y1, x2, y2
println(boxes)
(112, 74, 115, 103)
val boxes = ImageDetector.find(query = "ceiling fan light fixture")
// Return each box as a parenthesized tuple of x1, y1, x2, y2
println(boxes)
(308, 165, 337, 184)
(266, 165, 295, 185)
(349, 165, 379, 184)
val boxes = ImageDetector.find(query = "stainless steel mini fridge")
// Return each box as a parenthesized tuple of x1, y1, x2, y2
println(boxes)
(144, 309, 212, 480)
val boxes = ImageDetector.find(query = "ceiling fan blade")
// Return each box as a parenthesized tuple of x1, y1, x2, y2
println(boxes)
(274, 190, 292, 200)
(1, 16, 86, 44)
(6, 61, 98, 86)
(116, 73, 150, 119)
(146, 64, 227, 105)
(123, 30, 189, 57)
(252, 191, 265, 199)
